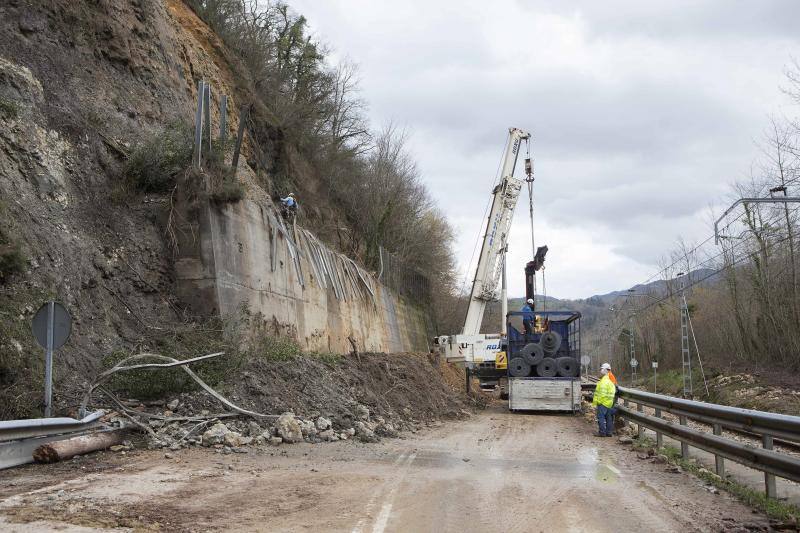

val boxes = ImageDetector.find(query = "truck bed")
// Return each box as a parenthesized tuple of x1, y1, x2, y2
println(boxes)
(508, 377, 582, 412)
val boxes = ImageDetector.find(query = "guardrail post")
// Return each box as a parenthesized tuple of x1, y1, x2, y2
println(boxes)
(712, 423, 725, 478)
(637, 402, 644, 439)
(763, 435, 777, 498)
(679, 415, 689, 458)
(654, 408, 663, 449)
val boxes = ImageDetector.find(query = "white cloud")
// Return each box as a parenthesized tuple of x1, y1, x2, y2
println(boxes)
(291, 0, 799, 298)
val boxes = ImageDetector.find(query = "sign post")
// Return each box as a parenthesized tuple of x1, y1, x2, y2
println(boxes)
(31, 301, 72, 417)
(580, 355, 590, 375)
(652, 361, 659, 393)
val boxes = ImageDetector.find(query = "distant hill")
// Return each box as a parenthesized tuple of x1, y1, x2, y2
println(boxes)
(589, 267, 720, 304)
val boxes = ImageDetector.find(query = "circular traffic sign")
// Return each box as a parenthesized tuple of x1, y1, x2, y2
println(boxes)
(630, 358, 638, 368)
(31, 302, 72, 349)
(580, 355, 590, 365)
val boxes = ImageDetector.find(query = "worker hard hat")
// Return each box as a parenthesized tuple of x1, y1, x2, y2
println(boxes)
(288, 192, 295, 197)
(526, 298, 534, 304)
(601, 363, 611, 371)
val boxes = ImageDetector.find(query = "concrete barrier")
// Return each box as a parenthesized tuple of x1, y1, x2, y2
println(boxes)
(175, 198, 430, 353)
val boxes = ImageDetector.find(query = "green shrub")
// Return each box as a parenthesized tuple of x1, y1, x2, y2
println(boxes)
(209, 179, 244, 204)
(0, 242, 26, 280)
(124, 121, 193, 193)
(100, 317, 245, 400)
(254, 335, 303, 362)
(0, 97, 19, 119)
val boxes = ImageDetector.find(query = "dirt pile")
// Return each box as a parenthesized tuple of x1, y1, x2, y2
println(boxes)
(93, 352, 475, 451)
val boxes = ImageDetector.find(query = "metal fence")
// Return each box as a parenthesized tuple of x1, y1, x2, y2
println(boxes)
(377, 246, 431, 304)
(612, 386, 800, 498)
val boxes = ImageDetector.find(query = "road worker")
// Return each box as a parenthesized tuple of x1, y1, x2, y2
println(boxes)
(521, 298, 534, 338)
(280, 192, 298, 222)
(593, 362, 617, 437)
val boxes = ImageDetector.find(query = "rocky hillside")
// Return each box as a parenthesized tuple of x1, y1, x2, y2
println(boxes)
(0, 1, 440, 419)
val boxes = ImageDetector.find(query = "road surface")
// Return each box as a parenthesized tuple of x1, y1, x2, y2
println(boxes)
(0, 405, 769, 532)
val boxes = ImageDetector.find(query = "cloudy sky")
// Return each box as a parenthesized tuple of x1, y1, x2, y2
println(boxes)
(291, 0, 800, 299)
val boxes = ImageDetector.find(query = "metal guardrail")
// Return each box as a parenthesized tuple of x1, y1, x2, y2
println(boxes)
(0, 411, 105, 443)
(608, 385, 800, 498)
(0, 411, 106, 470)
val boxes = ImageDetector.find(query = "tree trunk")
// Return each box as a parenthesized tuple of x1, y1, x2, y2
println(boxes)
(33, 430, 126, 463)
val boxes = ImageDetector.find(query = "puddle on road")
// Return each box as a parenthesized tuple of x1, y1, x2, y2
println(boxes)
(576, 447, 618, 483)
(595, 464, 619, 483)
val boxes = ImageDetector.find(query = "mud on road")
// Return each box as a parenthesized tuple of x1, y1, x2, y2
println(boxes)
(0, 405, 771, 532)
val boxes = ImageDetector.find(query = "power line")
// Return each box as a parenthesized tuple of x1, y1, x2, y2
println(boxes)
(605, 228, 799, 338)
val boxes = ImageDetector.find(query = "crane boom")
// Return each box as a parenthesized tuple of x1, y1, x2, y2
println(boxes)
(462, 127, 530, 335)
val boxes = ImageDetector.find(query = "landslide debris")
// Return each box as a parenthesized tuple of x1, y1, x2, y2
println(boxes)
(96, 351, 474, 453)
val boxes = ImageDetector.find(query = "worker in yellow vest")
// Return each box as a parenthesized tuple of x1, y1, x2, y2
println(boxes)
(593, 362, 617, 437)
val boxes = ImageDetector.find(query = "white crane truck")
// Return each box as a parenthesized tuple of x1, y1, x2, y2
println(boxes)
(435, 127, 583, 411)
(434, 127, 531, 395)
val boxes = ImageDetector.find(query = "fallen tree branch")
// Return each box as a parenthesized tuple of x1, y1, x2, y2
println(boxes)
(81, 352, 279, 423)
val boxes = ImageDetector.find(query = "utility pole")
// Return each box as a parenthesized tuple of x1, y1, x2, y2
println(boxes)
(629, 314, 636, 381)
(679, 272, 693, 398)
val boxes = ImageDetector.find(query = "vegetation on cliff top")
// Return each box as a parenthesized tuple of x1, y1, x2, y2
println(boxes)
(187, 0, 458, 327)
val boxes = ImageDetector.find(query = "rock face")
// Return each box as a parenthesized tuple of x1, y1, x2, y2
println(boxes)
(276, 413, 303, 443)
(201, 423, 230, 447)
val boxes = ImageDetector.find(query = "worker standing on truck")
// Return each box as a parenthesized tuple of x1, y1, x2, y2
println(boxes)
(593, 363, 617, 437)
(521, 298, 534, 338)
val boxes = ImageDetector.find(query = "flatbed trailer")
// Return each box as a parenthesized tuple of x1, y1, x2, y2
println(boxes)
(505, 310, 582, 412)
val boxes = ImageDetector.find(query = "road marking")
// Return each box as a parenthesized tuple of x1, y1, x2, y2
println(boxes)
(370, 452, 416, 533)
(606, 464, 622, 476)
(351, 452, 411, 533)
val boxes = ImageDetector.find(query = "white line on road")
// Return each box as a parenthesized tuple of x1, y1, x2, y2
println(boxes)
(606, 464, 622, 476)
(371, 453, 416, 533)
(351, 452, 411, 533)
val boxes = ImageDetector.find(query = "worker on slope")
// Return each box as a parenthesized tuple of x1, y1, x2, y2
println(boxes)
(280, 192, 298, 223)
(593, 362, 617, 437)
(521, 298, 535, 338)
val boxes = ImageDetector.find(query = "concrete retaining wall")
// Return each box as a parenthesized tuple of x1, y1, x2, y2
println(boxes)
(175, 199, 430, 353)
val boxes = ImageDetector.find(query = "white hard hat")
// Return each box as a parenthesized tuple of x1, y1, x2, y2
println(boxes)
(526, 298, 534, 304)
(288, 192, 295, 196)
(601, 363, 611, 371)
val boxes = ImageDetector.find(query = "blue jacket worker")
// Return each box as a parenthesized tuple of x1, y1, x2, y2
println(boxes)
(521, 298, 534, 337)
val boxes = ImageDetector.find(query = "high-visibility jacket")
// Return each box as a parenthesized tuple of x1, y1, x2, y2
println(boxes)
(608, 371, 618, 385)
(593, 374, 616, 409)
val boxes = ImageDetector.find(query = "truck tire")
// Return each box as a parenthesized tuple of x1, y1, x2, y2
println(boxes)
(536, 357, 557, 378)
(520, 342, 544, 366)
(541, 331, 562, 355)
(556, 357, 579, 377)
(508, 357, 531, 377)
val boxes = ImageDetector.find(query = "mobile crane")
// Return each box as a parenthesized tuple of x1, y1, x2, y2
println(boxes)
(434, 127, 531, 393)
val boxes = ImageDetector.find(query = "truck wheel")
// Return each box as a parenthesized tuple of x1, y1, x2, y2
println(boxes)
(508, 357, 531, 377)
(541, 331, 562, 355)
(520, 342, 544, 366)
(536, 357, 557, 378)
(556, 357, 579, 377)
